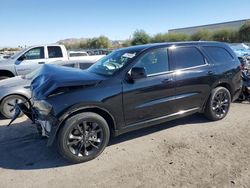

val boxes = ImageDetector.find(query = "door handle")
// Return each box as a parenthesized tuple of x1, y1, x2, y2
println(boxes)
(38, 62, 45, 64)
(162, 78, 173, 84)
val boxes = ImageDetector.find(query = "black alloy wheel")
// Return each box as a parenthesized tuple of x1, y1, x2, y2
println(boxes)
(204, 87, 231, 121)
(211, 91, 230, 118)
(58, 112, 110, 163)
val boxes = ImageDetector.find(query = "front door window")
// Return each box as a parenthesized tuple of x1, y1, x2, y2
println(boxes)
(23, 47, 45, 60)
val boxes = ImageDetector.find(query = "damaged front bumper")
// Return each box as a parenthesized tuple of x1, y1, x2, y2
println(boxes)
(8, 103, 59, 146)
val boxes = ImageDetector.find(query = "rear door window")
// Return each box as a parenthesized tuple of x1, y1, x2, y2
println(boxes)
(48, 46, 63, 58)
(203, 46, 234, 63)
(171, 47, 205, 70)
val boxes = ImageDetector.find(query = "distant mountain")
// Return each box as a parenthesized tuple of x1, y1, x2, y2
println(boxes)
(57, 38, 89, 45)
(57, 38, 124, 47)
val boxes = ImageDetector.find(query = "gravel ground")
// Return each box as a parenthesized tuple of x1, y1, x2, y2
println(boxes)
(0, 102, 250, 188)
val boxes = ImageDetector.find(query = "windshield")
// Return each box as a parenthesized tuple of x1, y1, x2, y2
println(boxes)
(88, 49, 139, 76)
(11, 49, 26, 59)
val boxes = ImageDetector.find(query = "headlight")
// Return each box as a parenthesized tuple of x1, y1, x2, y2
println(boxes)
(33, 100, 52, 115)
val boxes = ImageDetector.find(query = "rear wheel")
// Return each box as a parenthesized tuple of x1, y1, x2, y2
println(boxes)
(58, 112, 110, 163)
(204, 87, 231, 121)
(0, 95, 28, 119)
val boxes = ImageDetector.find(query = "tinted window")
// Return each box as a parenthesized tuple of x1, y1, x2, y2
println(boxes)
(48, 46, 63, 58)
(135, 48, 169, 75)
(172, 47, 205, 70)
(24, 47, 44, 60)
(80, 63, 93, 70)
(70, 52, 88, 57)
(63, 63, 75, 68)
(203, 46, 233, 63)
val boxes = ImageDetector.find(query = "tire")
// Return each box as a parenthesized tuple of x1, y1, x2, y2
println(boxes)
(204, 87, 231, 121)
(0, 76, 10, 80)
(0, 95, 29, 119)
(57, 112, 110, 163)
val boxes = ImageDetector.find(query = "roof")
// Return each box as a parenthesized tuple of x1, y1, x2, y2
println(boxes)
(119, 41, 226, 52)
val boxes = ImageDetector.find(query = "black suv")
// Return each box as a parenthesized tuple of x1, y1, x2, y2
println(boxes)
(15, 42, 242, 163)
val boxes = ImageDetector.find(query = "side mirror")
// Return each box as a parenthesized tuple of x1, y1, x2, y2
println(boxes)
(130, 67, 147, 80)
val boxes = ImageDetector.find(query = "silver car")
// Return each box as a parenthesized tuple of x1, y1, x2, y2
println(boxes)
(0, 60, 95, 118)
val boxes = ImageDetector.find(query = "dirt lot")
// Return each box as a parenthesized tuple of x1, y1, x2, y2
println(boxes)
(0, 102, 250, 188)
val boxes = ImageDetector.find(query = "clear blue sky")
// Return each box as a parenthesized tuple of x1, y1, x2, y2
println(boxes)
(1, 0, 250, 47)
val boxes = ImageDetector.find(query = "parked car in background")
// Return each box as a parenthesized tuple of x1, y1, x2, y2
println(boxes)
(0, 60, 95, 119)
(69, 51, 89, 57)
(69, 50, 105, 61)
(0, 44, 104, 80)
(12, 41, 241, 163)
(0, 54, 11, 60)
(229, 43, 250, 57)
(229, 43, 250, 68)
(87, 49, 112, 55)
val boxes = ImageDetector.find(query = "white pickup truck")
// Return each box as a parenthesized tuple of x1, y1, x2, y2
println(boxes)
(0, 44, 105, 80)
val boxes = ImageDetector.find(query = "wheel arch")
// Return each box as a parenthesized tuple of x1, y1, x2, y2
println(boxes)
(48, 105, 116, 146)
(0, 70, 15, 78)
(201, 81, 233, 113)
(58, 106, 116, 133)
(213, 82, 233, 100)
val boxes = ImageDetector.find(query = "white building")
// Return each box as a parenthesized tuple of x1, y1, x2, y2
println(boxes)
(169, 19, 250, 35)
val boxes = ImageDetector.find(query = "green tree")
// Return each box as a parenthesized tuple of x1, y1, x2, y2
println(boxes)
(228, 30, 240, 43)
(122, 39, 132, 47)
(212, 29, 237, 42)
(87, 36, 111, 49)
(79, 41, 87, 49)
(151, 33, 189, 43)
(190, 30, 212, 41)
(239, 21, 250, 42)
(131, 29, 151, 45)
(166, 33, 189, 42)
(151, 33, 168, 43)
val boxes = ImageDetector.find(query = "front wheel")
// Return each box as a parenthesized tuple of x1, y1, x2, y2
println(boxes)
(57, 112, 110, 163)
(0, 95, 29, 119)
(0, 76, 10, 80)
(204, 87, 231, 121)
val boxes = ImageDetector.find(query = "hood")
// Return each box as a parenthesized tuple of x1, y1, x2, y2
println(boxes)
(0, 76, 30, 89)
(31, 64, 105, 99)
(0, 59, 11, 64)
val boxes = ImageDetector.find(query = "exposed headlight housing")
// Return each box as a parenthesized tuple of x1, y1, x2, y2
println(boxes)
(33, 100, 52, 116)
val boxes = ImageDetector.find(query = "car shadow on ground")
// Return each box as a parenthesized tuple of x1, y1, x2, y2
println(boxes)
(0, 114, 209, 170)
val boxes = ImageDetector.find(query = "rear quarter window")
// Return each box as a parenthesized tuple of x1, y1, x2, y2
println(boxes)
(203, 46, 234, 63)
